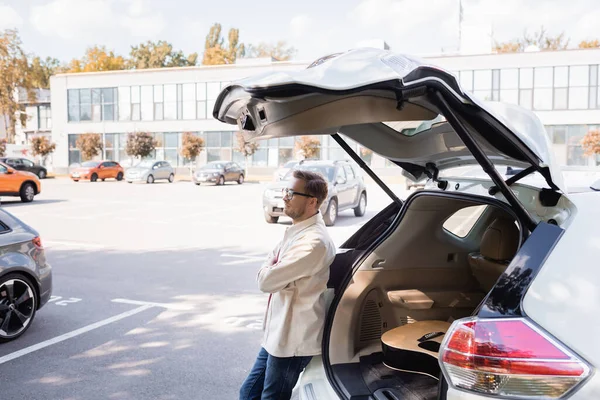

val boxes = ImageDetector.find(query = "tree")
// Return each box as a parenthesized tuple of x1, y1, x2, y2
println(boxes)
(28, 56, 66, 88)
(579, 39, 600, 49)
(245, 41, 297, 61)
(494, 26, 569, 53)
(129, 40, 198, 69)
(126, 132, 157, 163)
(0, 138, 6, 157)
(76, 133, 103, 161)
(0, 29, 36, 144)
(68, 45, 126, 73)
(31, 136, 56, 165)
(180, 132, 205, 175)
(235, 132, 258, 176)
(202, 23, 245, 65)
(581, 130, 600, 160)
(295, 136, 320, 159)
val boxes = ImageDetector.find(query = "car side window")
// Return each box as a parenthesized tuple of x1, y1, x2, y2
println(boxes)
(6, 159, 18, 166)
(343, 165, 355, 180)
(22, 159, 34, 167)
(336, 167, 347, 182)
(0, 164, 7, 173)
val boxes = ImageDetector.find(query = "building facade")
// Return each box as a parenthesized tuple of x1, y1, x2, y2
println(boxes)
(49, 48, 600, 175)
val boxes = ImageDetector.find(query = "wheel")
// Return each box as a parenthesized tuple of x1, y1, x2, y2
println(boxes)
(0, 274, 37, 342)
(73, 180, 79, 182)
(354, 192, 367, 217)
(323, 198, 338, 226)
(264, 213, 279, 224)
(147, 175, 154, 184)
(168, 173, 174, 183)
(127, 181, 132, 184)
(116, 172, 123, 181)
(91, 173, 98, 182)
(195, 183, 201, 186)
(20, 183, 35, 203)
(217, 175, 224, 186)
(101, 178, 105, 181)
(237, 174, 244, 184)
(37, 170, 46, 179)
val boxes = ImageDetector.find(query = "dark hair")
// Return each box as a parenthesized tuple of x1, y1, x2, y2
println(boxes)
(293, 169, 328, 207)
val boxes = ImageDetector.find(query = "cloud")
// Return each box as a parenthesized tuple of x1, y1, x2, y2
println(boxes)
(289, 15, 312, 39)
(121, 14, 166, 38)
(0, 4, 23, 30)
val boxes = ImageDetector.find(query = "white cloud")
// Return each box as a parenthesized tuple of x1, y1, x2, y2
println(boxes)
(121, 14, 166, 38)
(126, 0, 144, 17)
(289, 15, 312, 39)
(0, 4, 23, 30)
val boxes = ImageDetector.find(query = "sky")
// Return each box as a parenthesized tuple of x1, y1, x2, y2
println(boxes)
(1, 0, 600, 64)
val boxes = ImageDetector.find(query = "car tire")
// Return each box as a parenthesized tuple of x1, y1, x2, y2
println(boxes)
(0, 273, 38, 343)
(217, 176, 225, 186)
(116, 172, 123, 181)
(323, 198, 338, 226)
(91, 173, 98, 182)
(37, 170, 46, 179)
(354, 192, 367, 217)
(264, 213, 279, 224)
(237, 174, 244, 184)
(19, 183, 35, 203)
(147, 175, 154, 184)
(195, 182, 201, 186)
(101, 178, 106, 182)
(73, 180, 79, 182)
(168, 173, 174, 183)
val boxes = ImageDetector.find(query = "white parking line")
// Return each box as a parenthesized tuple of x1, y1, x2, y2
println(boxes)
(0, 305, 152, 365)
(111, 298, 194, 310)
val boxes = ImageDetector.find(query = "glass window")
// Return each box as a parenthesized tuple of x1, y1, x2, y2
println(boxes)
(164, 133, 179, 148)
(207, 132, 221, 147)
(554, 88, 568, 109)
(252, 149, 268, 166)
(207, 149, 221, 162)
(131, 103, 141, 121)
(552, 126, 566, 144)
(591, 65, 598, 86)
(519, 68, 533, 89)
(164, 85, 177, 120)
(443, 205, 487, 237)
(141, 85, 153, 120)
(474, 70, 492, 90)
(519, 89, 533, 109)
(154, 103, 164, 120)
(153, 133, 164, 147)
(569, 66, 589, 87)
(459, 70, 473, 91)
(206, 82, 221, 99)
(197, 101, 207, 119)
(534, 88, 553, 110)
(343, 165, 355, 180)
(183, 102, 195, 120)
(500, 89, 519, 105)
(79, 89, 92, 121)
(165, 149, 178, 165)
(102, 88, 114, 103)
(500, 69, 519, 89)
(569, 87, 588, 109)
(207, 99, 216, 118)
(279, 137, 294, 147)
(131, 86, 140, 103)
(278, 148, 293, 165)
(534, 67, 553, 88)
(221, 132, 232, 147)
(590, 87, 598, 109)
(68, 90, 80, 122)
(492, 69, 500, 90)
(154, 85, 163, 102)
(197, 83, 207, 100)
(118, 87, 130, 121)
(555, 67, 568, 87)
(474, 90, 492, 101)
(182, 84, 195, 101)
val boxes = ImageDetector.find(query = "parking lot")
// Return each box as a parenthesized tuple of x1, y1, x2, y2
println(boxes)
(0, 177, 401, 400)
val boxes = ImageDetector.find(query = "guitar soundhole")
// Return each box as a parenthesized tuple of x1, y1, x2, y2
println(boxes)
(418, 340, 441, 352)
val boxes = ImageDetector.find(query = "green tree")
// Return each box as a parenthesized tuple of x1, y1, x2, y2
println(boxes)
(31, 136, 56, 165)
(76, 133, 103, 161)
(129, 40, 198, 69)
(494, 26, 570, 53)
(68, 45, 126, 72)
(0, 29, 36, 144)
(295, 136, 320, 159)
(126, 132, 157, 163)
(202, 23, 245, 65)
(235, 132, 258, 176)
(180, 132, 205, 175)
(28, 56, 66, 88)
(245, 41, 297, 61)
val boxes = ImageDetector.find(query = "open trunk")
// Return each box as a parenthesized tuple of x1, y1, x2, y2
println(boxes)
(322, 191, 523, 399)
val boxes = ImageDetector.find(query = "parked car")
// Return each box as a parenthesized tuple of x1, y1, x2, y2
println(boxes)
(71, 161, 124, 182)
(214, 48, 600, 400)
(263, 159, 367, 226)
(273, 160, 298, 181)
(192, 161, 244, 185)
(125, 160, 174, 184)
(0, 157, 48, 179)
(0, 208, 52, 342)
(0, 162, 41, 203)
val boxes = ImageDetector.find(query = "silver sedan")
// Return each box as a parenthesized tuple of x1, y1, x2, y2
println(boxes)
(125, 160, 175, 184)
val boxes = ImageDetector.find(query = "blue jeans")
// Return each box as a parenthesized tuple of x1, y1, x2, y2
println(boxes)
(239, 347, 313, 400)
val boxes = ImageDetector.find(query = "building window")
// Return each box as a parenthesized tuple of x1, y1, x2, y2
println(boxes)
(206, 82, 221, 119)
(554, 67, 568, 110)
(473, 69, 492, 101)
(67, 87, 116, 122)
(197, 83, 207, 119)
(164, 132, 180, 165)
(141, 85, 153, 120)
(154, 85, 164, 120)
(118, 87, 131, 121)
(39, 105, 52, 130)
(589, 65, 599, 109)
(569, 65, 589, 110)
(131, 86, 141, 121)
(68, 134, 81, 165)
(519, 68, 533, 110)
(500, 68, 519, 105)
(182, 83, 196, 120)
(533, 67, 553, 111)
(164, 84, 177, 120)
(459, 70, 473, 91)
(25, 106, 39, 131)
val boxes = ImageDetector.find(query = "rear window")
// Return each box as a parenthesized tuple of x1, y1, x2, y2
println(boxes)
(443, 205, 487, 237)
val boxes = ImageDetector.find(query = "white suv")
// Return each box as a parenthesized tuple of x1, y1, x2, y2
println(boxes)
(214, 48, 600, 400)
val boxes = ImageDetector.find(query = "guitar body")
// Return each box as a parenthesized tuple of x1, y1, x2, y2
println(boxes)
(381, 320, 451, 379)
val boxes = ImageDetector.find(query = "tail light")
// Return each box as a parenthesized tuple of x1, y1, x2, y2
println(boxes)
(439, 317, 591, 399)
(32, 236, 43, 249)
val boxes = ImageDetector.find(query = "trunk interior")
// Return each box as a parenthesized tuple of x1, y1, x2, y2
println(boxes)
(326, 192, 523, 400)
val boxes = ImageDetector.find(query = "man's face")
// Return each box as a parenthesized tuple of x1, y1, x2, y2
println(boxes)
(283, 177, 315, 220)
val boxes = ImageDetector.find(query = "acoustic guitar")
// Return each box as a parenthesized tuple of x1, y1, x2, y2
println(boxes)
(381, 320, 451, 379)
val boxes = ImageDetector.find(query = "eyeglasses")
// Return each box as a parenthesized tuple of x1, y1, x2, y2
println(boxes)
(282, 188, 315, 200)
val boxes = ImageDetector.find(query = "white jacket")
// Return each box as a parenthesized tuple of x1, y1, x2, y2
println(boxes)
(258, 212, 336, 358)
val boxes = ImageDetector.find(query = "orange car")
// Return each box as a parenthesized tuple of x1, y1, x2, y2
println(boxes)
(0, 161, 41, 202)
(71, 161, 124, 182)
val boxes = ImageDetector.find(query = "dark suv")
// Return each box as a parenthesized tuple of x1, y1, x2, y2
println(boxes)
(262, 160, 367, 226)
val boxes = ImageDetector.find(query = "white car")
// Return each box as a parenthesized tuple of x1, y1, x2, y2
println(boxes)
(214, 48, 600, 400)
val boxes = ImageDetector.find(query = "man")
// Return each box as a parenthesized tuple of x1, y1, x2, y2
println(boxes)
(240, 169, 336, 400)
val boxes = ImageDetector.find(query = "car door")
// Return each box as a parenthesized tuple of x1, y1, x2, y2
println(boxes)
(343, 164, 360, 206)
(98, 162, 109, 179)
(225, 163, 237, 181)
(21, 159, 37, 174)
(0, 163, 13, 193)
(154, 162, 166, 179)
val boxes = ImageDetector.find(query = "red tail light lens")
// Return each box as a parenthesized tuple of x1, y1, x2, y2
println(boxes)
(32, 236, 43, 249)
(440, 318, 591, 399)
